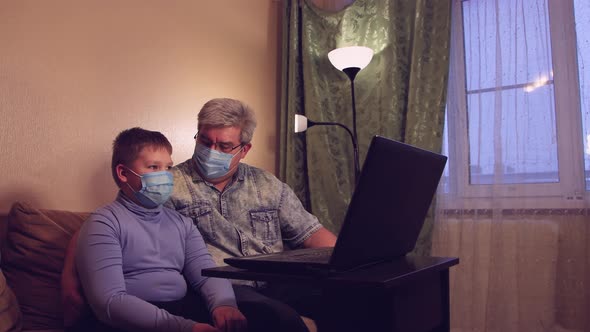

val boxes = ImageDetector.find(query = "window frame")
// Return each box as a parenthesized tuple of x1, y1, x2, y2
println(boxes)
(443, 0, 587, 209)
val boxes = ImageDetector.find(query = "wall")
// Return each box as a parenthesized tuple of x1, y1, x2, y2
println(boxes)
(0, 0, 281, 213)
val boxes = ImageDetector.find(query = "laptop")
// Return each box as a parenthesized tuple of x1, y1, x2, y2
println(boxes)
(224, 135, 448, 274)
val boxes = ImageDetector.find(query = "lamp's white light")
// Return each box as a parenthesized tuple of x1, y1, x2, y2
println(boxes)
(294, 114, 308, 133)
(328, 46, 374, 71)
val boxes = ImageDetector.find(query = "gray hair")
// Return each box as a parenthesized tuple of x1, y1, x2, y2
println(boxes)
(197, 98, 257, 144)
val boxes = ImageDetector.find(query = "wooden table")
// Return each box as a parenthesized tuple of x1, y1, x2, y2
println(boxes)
(203, 255, 459, 332)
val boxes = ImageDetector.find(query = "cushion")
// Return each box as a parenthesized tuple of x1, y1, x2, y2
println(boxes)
(1, 202, 88, 330)
(0, 267, 22, 332)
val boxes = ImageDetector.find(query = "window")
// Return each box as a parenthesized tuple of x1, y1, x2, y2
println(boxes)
(443, 0, 588, 208)
(576, 0, 590, 190)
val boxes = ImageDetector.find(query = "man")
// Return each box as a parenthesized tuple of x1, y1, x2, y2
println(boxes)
(166, 98, 337, 331)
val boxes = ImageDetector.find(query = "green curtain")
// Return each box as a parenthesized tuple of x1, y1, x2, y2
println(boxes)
(279, 0, 451, 255)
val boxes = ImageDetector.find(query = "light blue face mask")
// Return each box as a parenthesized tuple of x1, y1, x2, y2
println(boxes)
(192, 143, 242, 180)
(125, 168, 174, 208)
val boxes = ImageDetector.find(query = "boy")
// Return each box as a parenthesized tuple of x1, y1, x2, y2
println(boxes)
(71, 127, 247, 332)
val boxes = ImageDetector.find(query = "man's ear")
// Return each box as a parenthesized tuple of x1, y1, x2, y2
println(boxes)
(240, 143, 252, 159)
(116, 164, 129, 183)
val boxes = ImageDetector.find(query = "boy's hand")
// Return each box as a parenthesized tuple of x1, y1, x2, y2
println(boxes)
(61, 284, 88, 327)
(61, 230, 89, 326)
(211, 305, 248, 332)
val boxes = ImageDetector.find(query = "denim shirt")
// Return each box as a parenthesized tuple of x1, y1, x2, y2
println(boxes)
(166, 159, 322, 267)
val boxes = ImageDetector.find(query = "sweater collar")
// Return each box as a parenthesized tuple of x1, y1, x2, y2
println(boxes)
(116, 191, 163, 221)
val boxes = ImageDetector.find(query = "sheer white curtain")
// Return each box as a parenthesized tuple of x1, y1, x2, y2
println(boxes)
(433, 0, 590, 331)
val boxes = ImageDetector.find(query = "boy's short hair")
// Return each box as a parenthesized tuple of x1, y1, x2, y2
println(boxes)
(111, 127, 173, 186)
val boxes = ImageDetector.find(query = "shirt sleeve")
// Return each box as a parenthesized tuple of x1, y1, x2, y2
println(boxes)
(180, 215, 237, 312)
(278, 182, 323, 248)
(75, 214, 196, 332)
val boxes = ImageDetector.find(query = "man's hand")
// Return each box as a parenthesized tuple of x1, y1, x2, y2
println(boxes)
(302, 226, 337, 248)
(192, 323, 221, 332)
(211, 305, 248, 332)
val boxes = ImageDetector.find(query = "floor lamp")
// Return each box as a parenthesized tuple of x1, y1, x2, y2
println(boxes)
(293, 46, 374, 184)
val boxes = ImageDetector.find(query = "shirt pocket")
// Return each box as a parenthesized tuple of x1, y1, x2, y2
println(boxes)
(178, 202, 216, 241)
(249, 209, 280, 244)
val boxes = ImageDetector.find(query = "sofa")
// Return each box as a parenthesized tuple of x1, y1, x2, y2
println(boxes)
(0, 201, 318, 332)
(0, 201, 88, 332)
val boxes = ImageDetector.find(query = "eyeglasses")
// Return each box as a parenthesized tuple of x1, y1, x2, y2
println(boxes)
(194, 133, 243, 154)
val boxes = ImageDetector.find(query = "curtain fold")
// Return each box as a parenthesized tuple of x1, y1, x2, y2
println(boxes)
(280, 0, 452, 254)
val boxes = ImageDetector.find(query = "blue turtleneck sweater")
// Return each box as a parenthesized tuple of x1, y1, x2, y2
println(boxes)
(75, 192, 236, 332)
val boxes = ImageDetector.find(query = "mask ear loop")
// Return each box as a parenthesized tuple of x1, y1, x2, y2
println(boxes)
(227, 146, 245, 172)
(123, 167, 143, 193)
(125, 182, 138, 194)
(233, 145, 245, 157)
(124, 167, 142, 178)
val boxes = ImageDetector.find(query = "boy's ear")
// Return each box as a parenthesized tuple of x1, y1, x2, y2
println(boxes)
(115, 164, 129, 183)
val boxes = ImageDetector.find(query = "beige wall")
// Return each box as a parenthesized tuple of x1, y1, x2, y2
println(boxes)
(0, 0, 281, 213)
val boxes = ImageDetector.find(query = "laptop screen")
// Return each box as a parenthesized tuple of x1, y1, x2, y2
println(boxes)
(329, 136, 447, 269)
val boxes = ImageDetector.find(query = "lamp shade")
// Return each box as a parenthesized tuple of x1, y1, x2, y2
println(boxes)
(294, 114, 308, 133)
(328, 46, 374, 71)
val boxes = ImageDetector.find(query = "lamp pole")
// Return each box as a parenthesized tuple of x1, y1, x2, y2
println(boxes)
(342, 67, 361, 153)
(305, 119, 360, 184)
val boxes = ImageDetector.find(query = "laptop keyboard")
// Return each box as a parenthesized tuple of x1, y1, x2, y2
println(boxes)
(279, 247, 333, 263)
